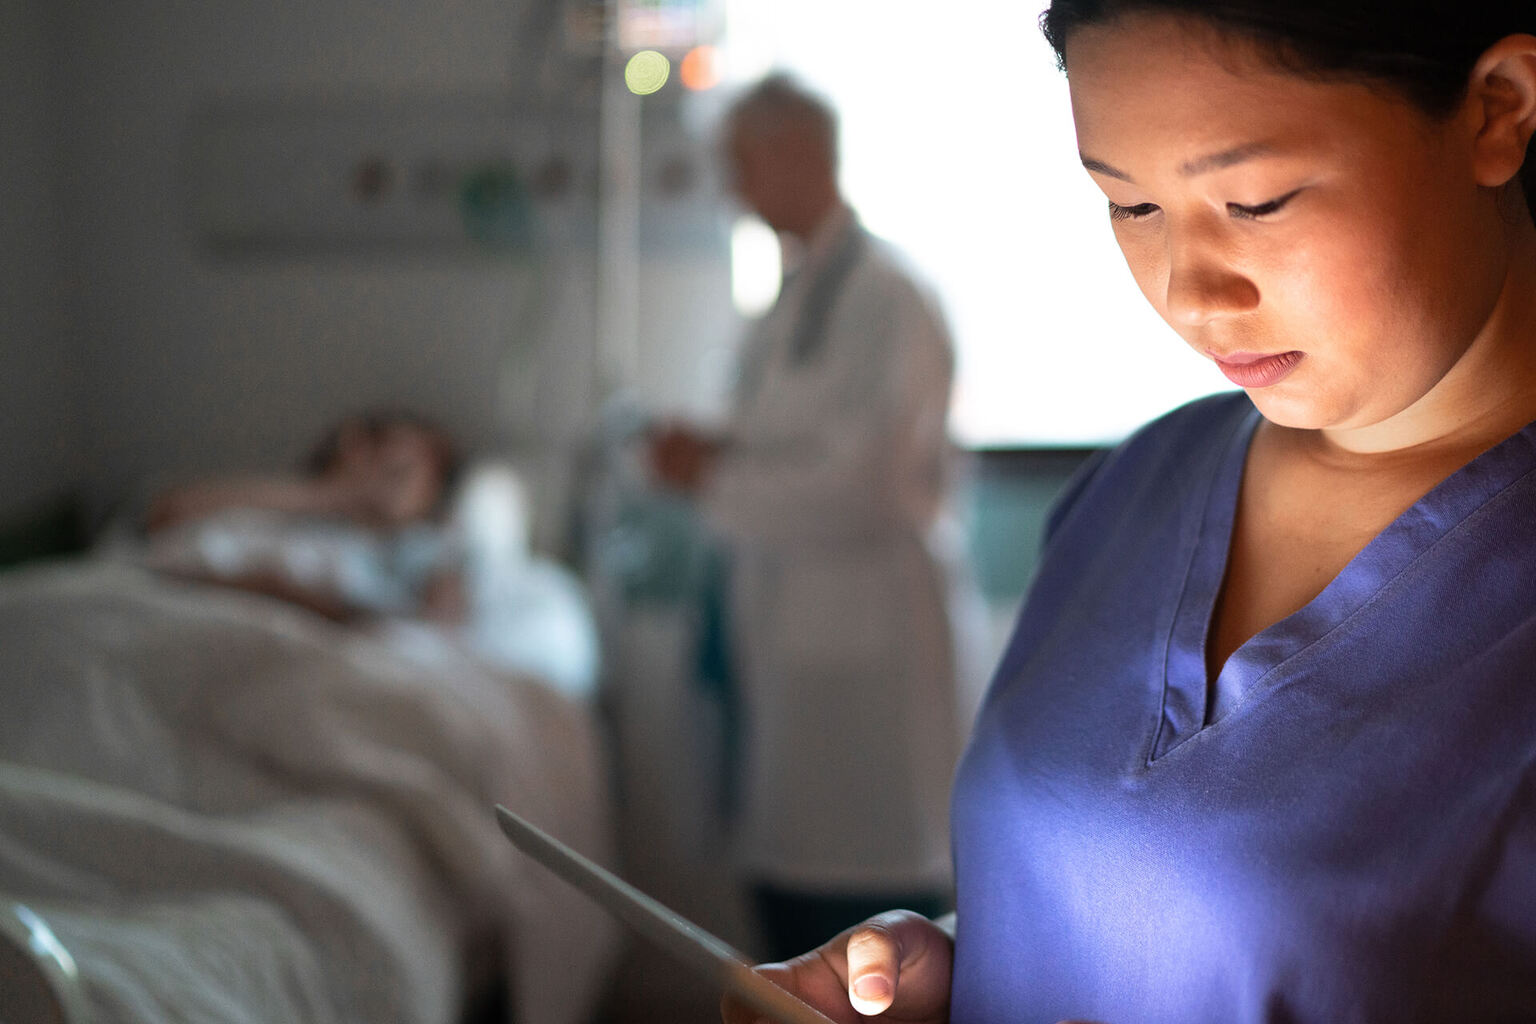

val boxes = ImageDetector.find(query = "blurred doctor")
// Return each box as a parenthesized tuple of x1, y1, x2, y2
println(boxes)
(648, 73, 982, 961)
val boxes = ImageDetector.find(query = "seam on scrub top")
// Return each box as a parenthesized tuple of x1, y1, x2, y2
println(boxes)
(1203, 460, 1536, 723)
(1147, 401, 1260, 767)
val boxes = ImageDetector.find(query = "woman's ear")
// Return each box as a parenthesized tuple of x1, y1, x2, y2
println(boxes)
(1468, 34, 1536, 189)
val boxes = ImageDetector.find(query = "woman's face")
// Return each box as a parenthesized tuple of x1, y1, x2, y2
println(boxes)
(1065, 14, 1514, 442)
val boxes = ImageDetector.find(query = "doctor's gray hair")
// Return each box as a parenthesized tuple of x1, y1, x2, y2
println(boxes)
(726, 73, 840, 171)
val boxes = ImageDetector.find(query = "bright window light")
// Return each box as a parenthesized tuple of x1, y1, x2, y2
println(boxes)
(719, 0, 1229, 447)
(730, 214, 782, 317)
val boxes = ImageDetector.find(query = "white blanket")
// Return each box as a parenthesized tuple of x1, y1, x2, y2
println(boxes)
(0, 559, 618, 1024)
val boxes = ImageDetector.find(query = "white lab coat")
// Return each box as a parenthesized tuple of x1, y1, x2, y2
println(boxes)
(701, 206, 975, 892)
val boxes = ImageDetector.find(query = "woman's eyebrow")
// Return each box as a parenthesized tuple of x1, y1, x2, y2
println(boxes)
(1080, 141, 1277, 183)
(1080, 155, 1133, 181)
(1177, 141, 1274, 177)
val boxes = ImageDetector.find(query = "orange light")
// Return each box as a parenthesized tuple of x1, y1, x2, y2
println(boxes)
(679, 45, 721, 92)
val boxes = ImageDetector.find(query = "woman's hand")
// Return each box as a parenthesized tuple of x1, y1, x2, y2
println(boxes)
(721, 910, 953, 1024)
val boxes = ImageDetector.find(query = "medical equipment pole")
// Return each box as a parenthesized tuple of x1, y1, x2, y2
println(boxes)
(595, 24, 643, 404)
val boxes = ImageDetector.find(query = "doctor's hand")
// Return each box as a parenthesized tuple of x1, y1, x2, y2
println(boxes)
(720, 909, 953, 1024)
(646, 422, 722, 495)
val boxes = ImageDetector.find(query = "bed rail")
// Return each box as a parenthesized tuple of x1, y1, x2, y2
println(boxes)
(0, 900, 91, 1024)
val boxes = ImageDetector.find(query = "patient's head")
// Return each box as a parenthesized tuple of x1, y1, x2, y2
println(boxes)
(307, 411, 462, 527)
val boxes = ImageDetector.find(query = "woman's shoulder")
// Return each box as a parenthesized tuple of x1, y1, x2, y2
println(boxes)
(1101, 390, 1252, 475)
(1132, 389, 1254, 443)
(1044, 391, 1253, 540)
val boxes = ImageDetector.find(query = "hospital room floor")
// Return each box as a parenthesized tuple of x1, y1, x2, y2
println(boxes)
(584, 846, 758, 1023)
(589, 938, 725, 1023)
(584, 766, 761, 1024)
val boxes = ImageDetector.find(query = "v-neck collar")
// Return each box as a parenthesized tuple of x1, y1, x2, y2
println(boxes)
(1151, 402, 1536, 762)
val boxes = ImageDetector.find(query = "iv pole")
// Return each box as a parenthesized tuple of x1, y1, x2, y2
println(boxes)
(595, 1, 643, 405)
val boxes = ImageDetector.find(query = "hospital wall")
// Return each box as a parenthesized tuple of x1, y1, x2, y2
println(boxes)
(4, 0, 739, 555)
(2, 1, 86, 523)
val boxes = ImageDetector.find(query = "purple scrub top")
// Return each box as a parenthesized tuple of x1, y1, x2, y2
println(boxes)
(950, 392, 1536, 1023)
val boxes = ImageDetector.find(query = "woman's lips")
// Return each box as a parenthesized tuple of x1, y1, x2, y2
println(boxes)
(1211, 350, 1304, 388)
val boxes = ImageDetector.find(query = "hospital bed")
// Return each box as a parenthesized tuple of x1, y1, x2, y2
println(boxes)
(0, 552, 618, 1024)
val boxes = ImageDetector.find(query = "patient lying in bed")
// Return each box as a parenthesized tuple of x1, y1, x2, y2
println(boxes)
(0, 538, 618, 1024)
(143, 409, 467, 623)
(129, 410, 599, 698)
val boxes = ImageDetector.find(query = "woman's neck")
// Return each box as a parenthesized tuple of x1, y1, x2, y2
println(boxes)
(1316, 234, 1536, 463)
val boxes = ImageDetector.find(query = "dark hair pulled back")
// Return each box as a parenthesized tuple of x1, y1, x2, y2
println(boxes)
(1039, 0, 1536, 221)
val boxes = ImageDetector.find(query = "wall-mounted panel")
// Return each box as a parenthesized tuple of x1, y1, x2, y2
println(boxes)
(184, 93, 730, 259)
(183, 96, 602, 257)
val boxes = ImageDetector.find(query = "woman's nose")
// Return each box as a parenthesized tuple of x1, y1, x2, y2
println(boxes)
(1163, 230, 1259, 326)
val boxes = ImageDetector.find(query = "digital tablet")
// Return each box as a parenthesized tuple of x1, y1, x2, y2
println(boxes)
(493, 804, 838, 1024)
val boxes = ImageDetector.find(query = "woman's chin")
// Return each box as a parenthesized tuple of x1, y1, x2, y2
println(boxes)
(1242, 384, 1352, 432)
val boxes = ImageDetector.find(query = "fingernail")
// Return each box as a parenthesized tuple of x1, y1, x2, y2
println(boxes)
(853, 975, 891, 1002)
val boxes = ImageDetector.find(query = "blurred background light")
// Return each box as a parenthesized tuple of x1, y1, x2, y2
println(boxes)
(729, 215, 780, 317)
(715, 0, 1227, 446)
(624, 50, 672, 95)
(679, 45, 722, 91)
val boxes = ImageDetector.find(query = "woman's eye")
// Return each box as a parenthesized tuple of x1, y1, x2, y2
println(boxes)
(1227, 189, 1302, 220)
(1107, 200, 1159, 222)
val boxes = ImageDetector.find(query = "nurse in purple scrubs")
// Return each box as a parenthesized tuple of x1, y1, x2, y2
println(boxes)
(721, 1, 1536, 1021)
